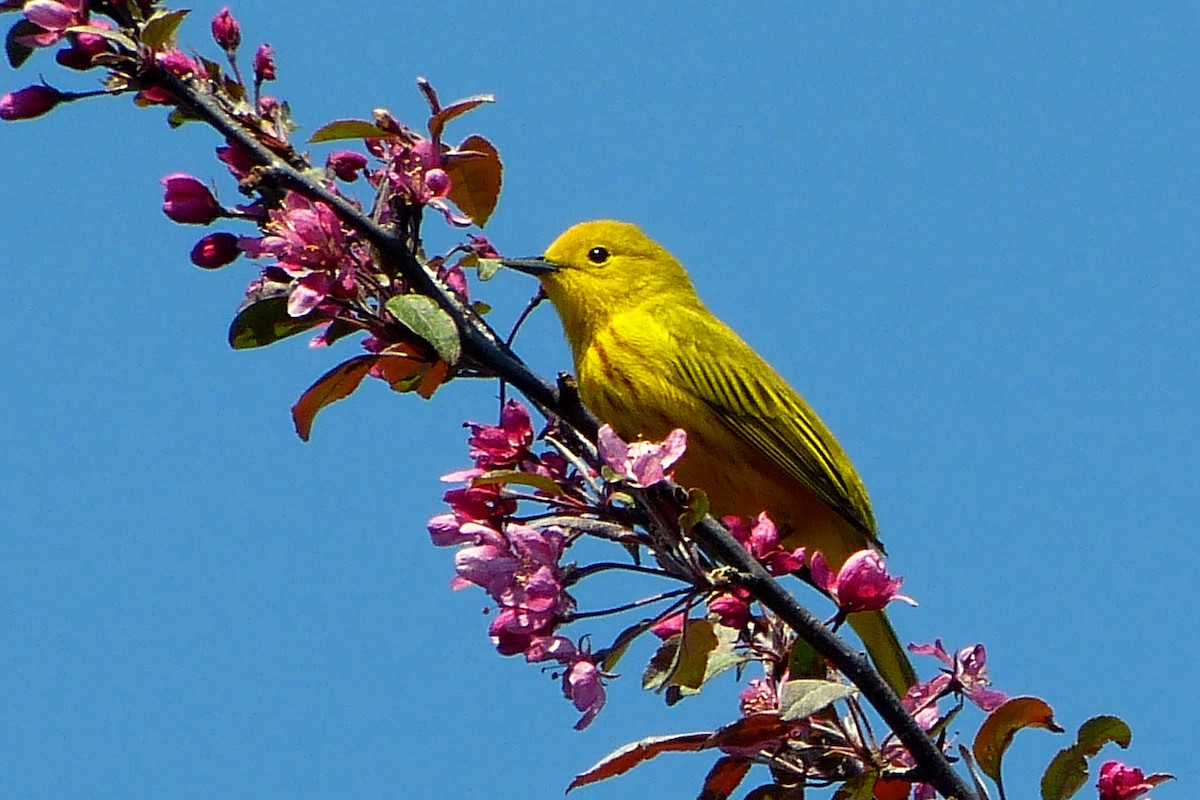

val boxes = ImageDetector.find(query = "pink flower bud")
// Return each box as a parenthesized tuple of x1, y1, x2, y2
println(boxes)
(23, 0, 82, 33)
(210, 7, 240, 51)
(161, 174, 222, 225)
(424, 168, 452, 197)
(811, 549, 916, 614)
(327, 150, 368, 182)
(253, 43, 276, 82)
(157, 48, 206, 79)
(55, 22, 113, 70)
(0, 85, 63, 121)
(189, 232, 240, 268)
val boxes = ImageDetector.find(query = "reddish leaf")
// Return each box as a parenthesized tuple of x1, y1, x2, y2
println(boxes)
(428, 94, 494, 140)
(6, 19, 39, 68)
(414, 359, 449, 399)
(445, 135, 502, 226)
(368, 350, 450, 400)
(567, 732, 711, 792)
(711, 714, 795, 750)
(870, 776, 911, 800)
(699, 756, 752, 800)
(291, 356, 377, 441)
(974, 696, 1063, 787)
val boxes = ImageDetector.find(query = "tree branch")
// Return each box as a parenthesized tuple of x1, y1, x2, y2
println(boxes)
(159, 69, 976, 800)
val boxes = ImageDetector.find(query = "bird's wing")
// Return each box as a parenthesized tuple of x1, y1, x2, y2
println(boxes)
(669, 312, 879, 540)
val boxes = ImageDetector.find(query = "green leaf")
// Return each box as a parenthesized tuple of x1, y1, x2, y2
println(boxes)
(597, 620, 655, 673)
(1074, 715, 1132, 753)
(63, 24, 137, 51)
(644, 619, 746, 704)
(167, 104, 204, 128)
(833, 771, 879, 800)
(385, 294, 461, 364)
(1040, 715, 1133, 800)
(290, 356, 377, 441)
(476, 258, 502, 281)
(471, 469, 563, 495)
(140, 8, 190, 51)
(673, 619, 719, 693)
(309, 118, 395, 143)
(678, 488, 709, 532)
(974, 696, 1063, 792)
(778, 679, 857, 721)
(786, 636, 825, 680)
(228, 295, 326, 349)
(6, 19, 38, 68)
(444, 134, 502, 226)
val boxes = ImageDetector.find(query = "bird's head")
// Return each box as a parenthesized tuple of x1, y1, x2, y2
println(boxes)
(501, 220, 698, 343)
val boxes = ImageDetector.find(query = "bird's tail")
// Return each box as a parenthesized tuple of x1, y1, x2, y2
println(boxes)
(848, 609, 917, 696)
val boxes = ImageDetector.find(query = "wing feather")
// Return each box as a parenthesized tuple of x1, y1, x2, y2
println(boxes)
(668, 311, 878, 539)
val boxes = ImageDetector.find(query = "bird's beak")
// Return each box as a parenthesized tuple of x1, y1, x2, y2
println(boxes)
(499, 256, 560, 276)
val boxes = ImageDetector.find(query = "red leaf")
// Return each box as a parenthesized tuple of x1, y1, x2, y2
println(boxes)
(711, 714, 795, 750)
(291, 355, 377, 441)
(428, 94, 494, 140)
(567, 732, 711, 792)
(445, 135, 502, 226)
(699, 756, 752, 800)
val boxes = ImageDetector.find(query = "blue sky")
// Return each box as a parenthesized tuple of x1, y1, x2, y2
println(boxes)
(2, 3, 1196, 798)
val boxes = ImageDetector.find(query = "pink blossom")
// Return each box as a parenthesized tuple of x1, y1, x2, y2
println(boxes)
(906, 639, 1007, 712)
(466, 234, 499, 259)
(524, 636, 608, 729)
(1097, 760, 1172, 800)
(189, 232, 240, 268)
(596, 423, 687, 487)
(238, 192, 358, 317)
(725, 512, 806, 575)
(442, 481, 517, 523)
(466, 400, 533, 468)
(161, 174, 222, 224)
(216, 140, 256, 179)
(649, 612, 685, 640)
(365, 134, 472, 227)
(253, 43, 276, 82)
(238, 192, 347, 272)
(810, 549, 916, 614)
(327, 150, 367, 182)
(20, 0, 86, 47)
(0, 85, 63, 121)
(739, 678, 779, 715)
(708, 587, 752, 629)
(443, 519, 571, 654)
(564, 658, 606, 730)
(210, 7, 240, 51)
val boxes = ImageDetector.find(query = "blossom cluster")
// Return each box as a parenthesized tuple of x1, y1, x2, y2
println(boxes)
(428, 401, 606, 728)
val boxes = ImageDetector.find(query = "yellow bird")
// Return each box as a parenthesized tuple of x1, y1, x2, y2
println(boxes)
(502, 220, 915, 693)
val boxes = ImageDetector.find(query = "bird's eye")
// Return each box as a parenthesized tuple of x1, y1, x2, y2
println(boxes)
(586, 246, 610, 264)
